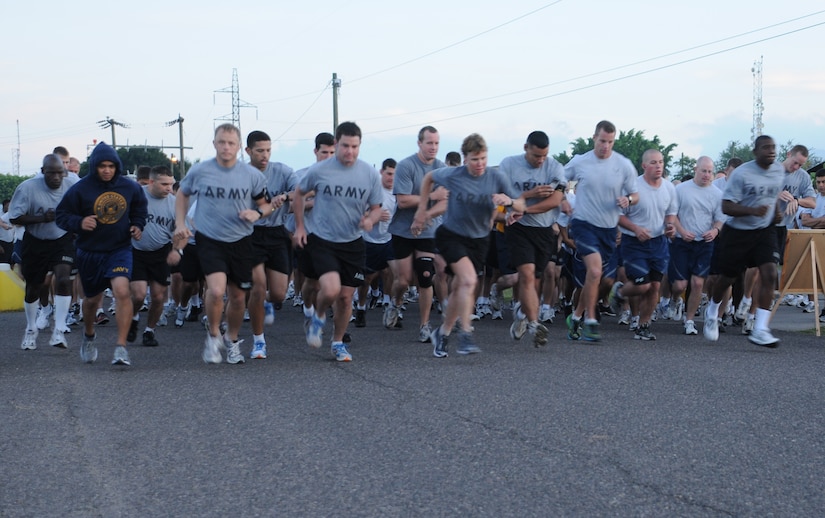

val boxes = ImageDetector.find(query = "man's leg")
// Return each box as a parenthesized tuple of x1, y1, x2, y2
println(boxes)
(111, 276, 133, 347)
(204, 272, 228, 338)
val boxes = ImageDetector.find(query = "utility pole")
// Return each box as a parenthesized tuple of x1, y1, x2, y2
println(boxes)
(165, 114, 187, 177)
(332, 72, 342, 134)
(751, 56, 764, 144)
(97, 116, 129, 148)
(214, 68, 256, 136)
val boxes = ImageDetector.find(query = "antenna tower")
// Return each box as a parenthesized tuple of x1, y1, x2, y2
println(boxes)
(12, 120, 20, 175)
(751, 56, 764, 144)
(214, 68, 257, 134)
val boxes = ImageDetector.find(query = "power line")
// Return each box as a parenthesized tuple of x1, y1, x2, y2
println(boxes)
(357, 9, 825, 122)
(367, 19, 825, 135)
(252, 1, 565, 105)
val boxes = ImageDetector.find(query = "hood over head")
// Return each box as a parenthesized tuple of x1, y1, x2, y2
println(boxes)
(87, 141, 123, 181)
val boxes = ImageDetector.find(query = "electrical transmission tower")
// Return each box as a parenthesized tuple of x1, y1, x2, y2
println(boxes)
(12, 120, 20, 175)
(214, 68, 256, 134)
(751, 56, 764, 144)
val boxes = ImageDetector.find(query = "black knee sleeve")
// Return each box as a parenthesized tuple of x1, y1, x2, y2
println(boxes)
(414, 256, 435, 288)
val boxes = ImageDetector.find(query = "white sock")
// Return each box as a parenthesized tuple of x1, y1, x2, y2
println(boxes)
(54, 295, 71, 331)
(24, 301, 38, 330)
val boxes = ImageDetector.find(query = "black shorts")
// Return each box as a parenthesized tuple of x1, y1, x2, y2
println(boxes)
(365, 241, 393, 274)
(131, 245, 172, 286)
(493, 231, 516, 275)
(177, 243, 203, 283)
(21, 233, 75, 286)
(298, 234, 366, 287)
(251, 225, 292, 275)
(195, 232, 255, 290)
(505, 224, 556, 277)
(391, 234, 436, 260)
(436, 226, 488, 277)
(712, 225, 779, 278)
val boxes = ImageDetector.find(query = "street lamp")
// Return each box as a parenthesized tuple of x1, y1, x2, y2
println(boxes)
(170, 153, 178, 179)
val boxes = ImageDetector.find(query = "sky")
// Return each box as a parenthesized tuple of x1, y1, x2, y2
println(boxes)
(2, 1, 824, 176)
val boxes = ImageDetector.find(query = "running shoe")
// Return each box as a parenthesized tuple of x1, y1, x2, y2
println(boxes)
(607, 282, 625, 316)
(457, 331, 481, 355)
(49, 328, 68, 349)
(703, 306, 719, 341)
(142, 330, 159, 347)
(112, 346, 131, 366)
(36, 304, 53, 330)
(431, 326, 449, 358)
(80, 334, 98, 363)
(331, 342, 352, 362)
(566, 314, 581, 341)
(684, 320, 698, 335)
(264, 302, 275, 325)
(251, 340, 267, 359)
(306, 315, 325, 348)
(94, 309, 109, 326)
(510, 317, 528, 340)
(742, 317, 755, 335)
(355, 309, 366, 328)
(226, 339, 245, 364)
(127, 319, 139, 343)
(175, 306, 186, 328)
(202, 334, 223, 364)
(418, 322, 432, 343)
(21, 329, 38, 350)
(539, 305, 555, 324)
(634, 324, 656, 341)
(618, 310, 631, 325)
(529, 321, 549, 347)
(382, 305, 399, 329)
(581, 321, 601, 342)
(748, 329, 779, 348)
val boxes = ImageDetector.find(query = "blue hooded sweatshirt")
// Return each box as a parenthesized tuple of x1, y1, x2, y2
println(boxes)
(56, 142, 147, 252)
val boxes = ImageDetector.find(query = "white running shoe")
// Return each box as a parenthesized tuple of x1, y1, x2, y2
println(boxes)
(49, 328, 68, 349)
(748, 328, 779, 348)
(36, 304, 53, 330)
(202, 334, 224, 364)
(21, 329, 38, 350)
(684, 320, 698, 335)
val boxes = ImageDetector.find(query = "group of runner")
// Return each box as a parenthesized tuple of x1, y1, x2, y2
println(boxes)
(4, 119, 815, 366)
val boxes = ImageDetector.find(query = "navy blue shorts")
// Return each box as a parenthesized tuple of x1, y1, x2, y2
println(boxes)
(76, 245, 133, 297)
(365, 240, 393, 274)
(620, 234, 669, 284)
(668, 239, 713, 281)
(569, 220, 618, 287)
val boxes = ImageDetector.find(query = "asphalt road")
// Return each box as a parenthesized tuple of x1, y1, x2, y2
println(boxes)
(2, 300, 824, 517)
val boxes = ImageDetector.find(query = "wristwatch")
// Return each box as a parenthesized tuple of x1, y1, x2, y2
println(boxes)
(255, 207, 265, 219)
(175, 248, 184, 257)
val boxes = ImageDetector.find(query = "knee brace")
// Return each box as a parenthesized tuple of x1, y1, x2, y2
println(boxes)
(414, 256, 435, 288)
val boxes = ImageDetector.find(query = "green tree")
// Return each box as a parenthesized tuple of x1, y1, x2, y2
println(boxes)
(79, 147, 192, 180)
(716, 140, 752, 170)
(672, 154, 697, 182)
(564, 129, 678, 175)
(0, 173, 32, 202)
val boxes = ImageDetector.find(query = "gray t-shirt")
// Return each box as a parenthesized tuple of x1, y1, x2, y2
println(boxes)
(179, 158, 267, 242)
(133, 185, 176, 251)
(299, 158, 383, 243)
(499, 154, 566, 227)
(432, 166, 519, 239)
(284, 165, 310, 234)
(254, 161, 297, 228)
(388, 154, 446, 239)
(620, 176, 677, 238)
(363, 187, 397, 244)
(8, 174, 78, 240)
(673, 180, 725, 241)
(564, 150, 637, 228)
(776, 167, 816, 227)
(722, 159, 784, 230)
